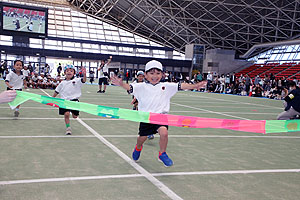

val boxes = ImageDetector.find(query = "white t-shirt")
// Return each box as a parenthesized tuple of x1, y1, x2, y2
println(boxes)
(32, 75, 38, 82)
(207, 74, 213, 81)
(43, 77, 48, 84)
(55, 77, 84, 100)
(98, 64, 108, 78)
(130, 82, 180, 113)
(22, 69, 30, 77)
(5, 70, 25, 89)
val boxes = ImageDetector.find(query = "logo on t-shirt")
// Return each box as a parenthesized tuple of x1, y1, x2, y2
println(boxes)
(162, 86, 165, 90)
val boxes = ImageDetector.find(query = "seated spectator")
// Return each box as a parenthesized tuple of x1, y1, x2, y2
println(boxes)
(252, 84, 263, 97)
(238, 82, 247, 96)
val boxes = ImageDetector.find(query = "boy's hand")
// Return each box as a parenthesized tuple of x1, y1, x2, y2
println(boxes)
(130, 98, 136, 105)
(196, 81, 207, 90)
(111, 75, 123, 86)
(81, 67, 86, 75)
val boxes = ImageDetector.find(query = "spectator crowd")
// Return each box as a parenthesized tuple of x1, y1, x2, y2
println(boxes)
(202, 72, 300, 100)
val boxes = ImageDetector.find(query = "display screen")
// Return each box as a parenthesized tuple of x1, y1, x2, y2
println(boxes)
(0, 2, 48, 38)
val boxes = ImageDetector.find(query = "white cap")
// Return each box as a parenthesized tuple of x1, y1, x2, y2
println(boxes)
(137, 71, 144, 76)
(145, 60, 163, 72)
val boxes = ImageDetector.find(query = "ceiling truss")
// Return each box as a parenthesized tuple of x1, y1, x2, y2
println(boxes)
(67, 0, 300, 58)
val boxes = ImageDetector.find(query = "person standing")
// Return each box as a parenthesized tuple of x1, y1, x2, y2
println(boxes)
(97, 56, 112, 93)
(57, 63, 62, 76)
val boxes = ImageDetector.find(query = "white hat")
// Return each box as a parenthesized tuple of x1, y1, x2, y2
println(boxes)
(137, 71, 144, 76)
(145, 60, 163, 72)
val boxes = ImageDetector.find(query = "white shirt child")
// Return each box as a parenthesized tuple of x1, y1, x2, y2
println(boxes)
(130, 81, 180, 114)
(5, 70, 25, 89)
(22, 69, 30, 77)
(55, 77, 84, 100)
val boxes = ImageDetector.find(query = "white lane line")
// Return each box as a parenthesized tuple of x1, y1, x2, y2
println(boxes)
(40, 88, 50, 96)
(0, 107, 55, 109)
(0, 106, 279, 113)
(167, 135, 300, 139)
(0, 117, 124, 120)
(171, 102, 250, 120)
(173, 105, 274, 108)
(41, 89, 183, 200)
(0, 107, 279, 115)
(152, 169, 300, 177)
(99, 135, 300, 139)
(1, 169, 300, 185)
(77, 118, 183, 200)
(0, 135, 94, 138)
(1, 135, 300, 139)
(0, 174, 143, 185)
(178, 92, 282, 110)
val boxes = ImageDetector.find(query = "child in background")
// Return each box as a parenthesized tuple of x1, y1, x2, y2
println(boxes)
(53, 65, 86, 135)
(5, 60, 27, 117)
(131, 71, 145, 110)
(112, 60, 206, 167)
(89, 70, 95, 84)
(31, 72, 39, 88)
(22, 65, 30, 88)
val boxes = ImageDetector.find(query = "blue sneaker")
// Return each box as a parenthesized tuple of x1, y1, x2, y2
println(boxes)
(158, 152, 173, 167)
(147, 134, 154, 140)
(132, 145, 142, 161)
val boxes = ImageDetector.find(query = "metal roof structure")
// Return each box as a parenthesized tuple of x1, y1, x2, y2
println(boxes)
(67, 0, 300, 58)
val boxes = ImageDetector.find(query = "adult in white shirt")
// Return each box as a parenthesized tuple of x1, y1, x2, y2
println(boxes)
(97, 56, 112, 93)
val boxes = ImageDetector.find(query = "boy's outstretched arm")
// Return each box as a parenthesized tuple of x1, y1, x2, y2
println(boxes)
(111, 75, 130, 91)
(181, 81, 207, 90)
(82, 67, 87, 83)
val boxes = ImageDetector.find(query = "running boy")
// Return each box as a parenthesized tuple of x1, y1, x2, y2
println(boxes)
(5, 60, 27, 117)
(53, 65, 86, 135)
(112, 60, 206, 167)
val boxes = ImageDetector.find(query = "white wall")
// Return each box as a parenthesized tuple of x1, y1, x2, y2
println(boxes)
(203, 49, 253, 75)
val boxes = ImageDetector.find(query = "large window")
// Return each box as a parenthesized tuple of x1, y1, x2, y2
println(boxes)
(1, 0, 185, 60)
(250, 44, 300, 64)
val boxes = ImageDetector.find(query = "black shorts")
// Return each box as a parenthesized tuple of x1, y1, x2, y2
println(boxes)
(7, 88, 22, 91)
(59, 99, 80, 116)
(98, 77, 108, 85)
(138, 122, 168, 136)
